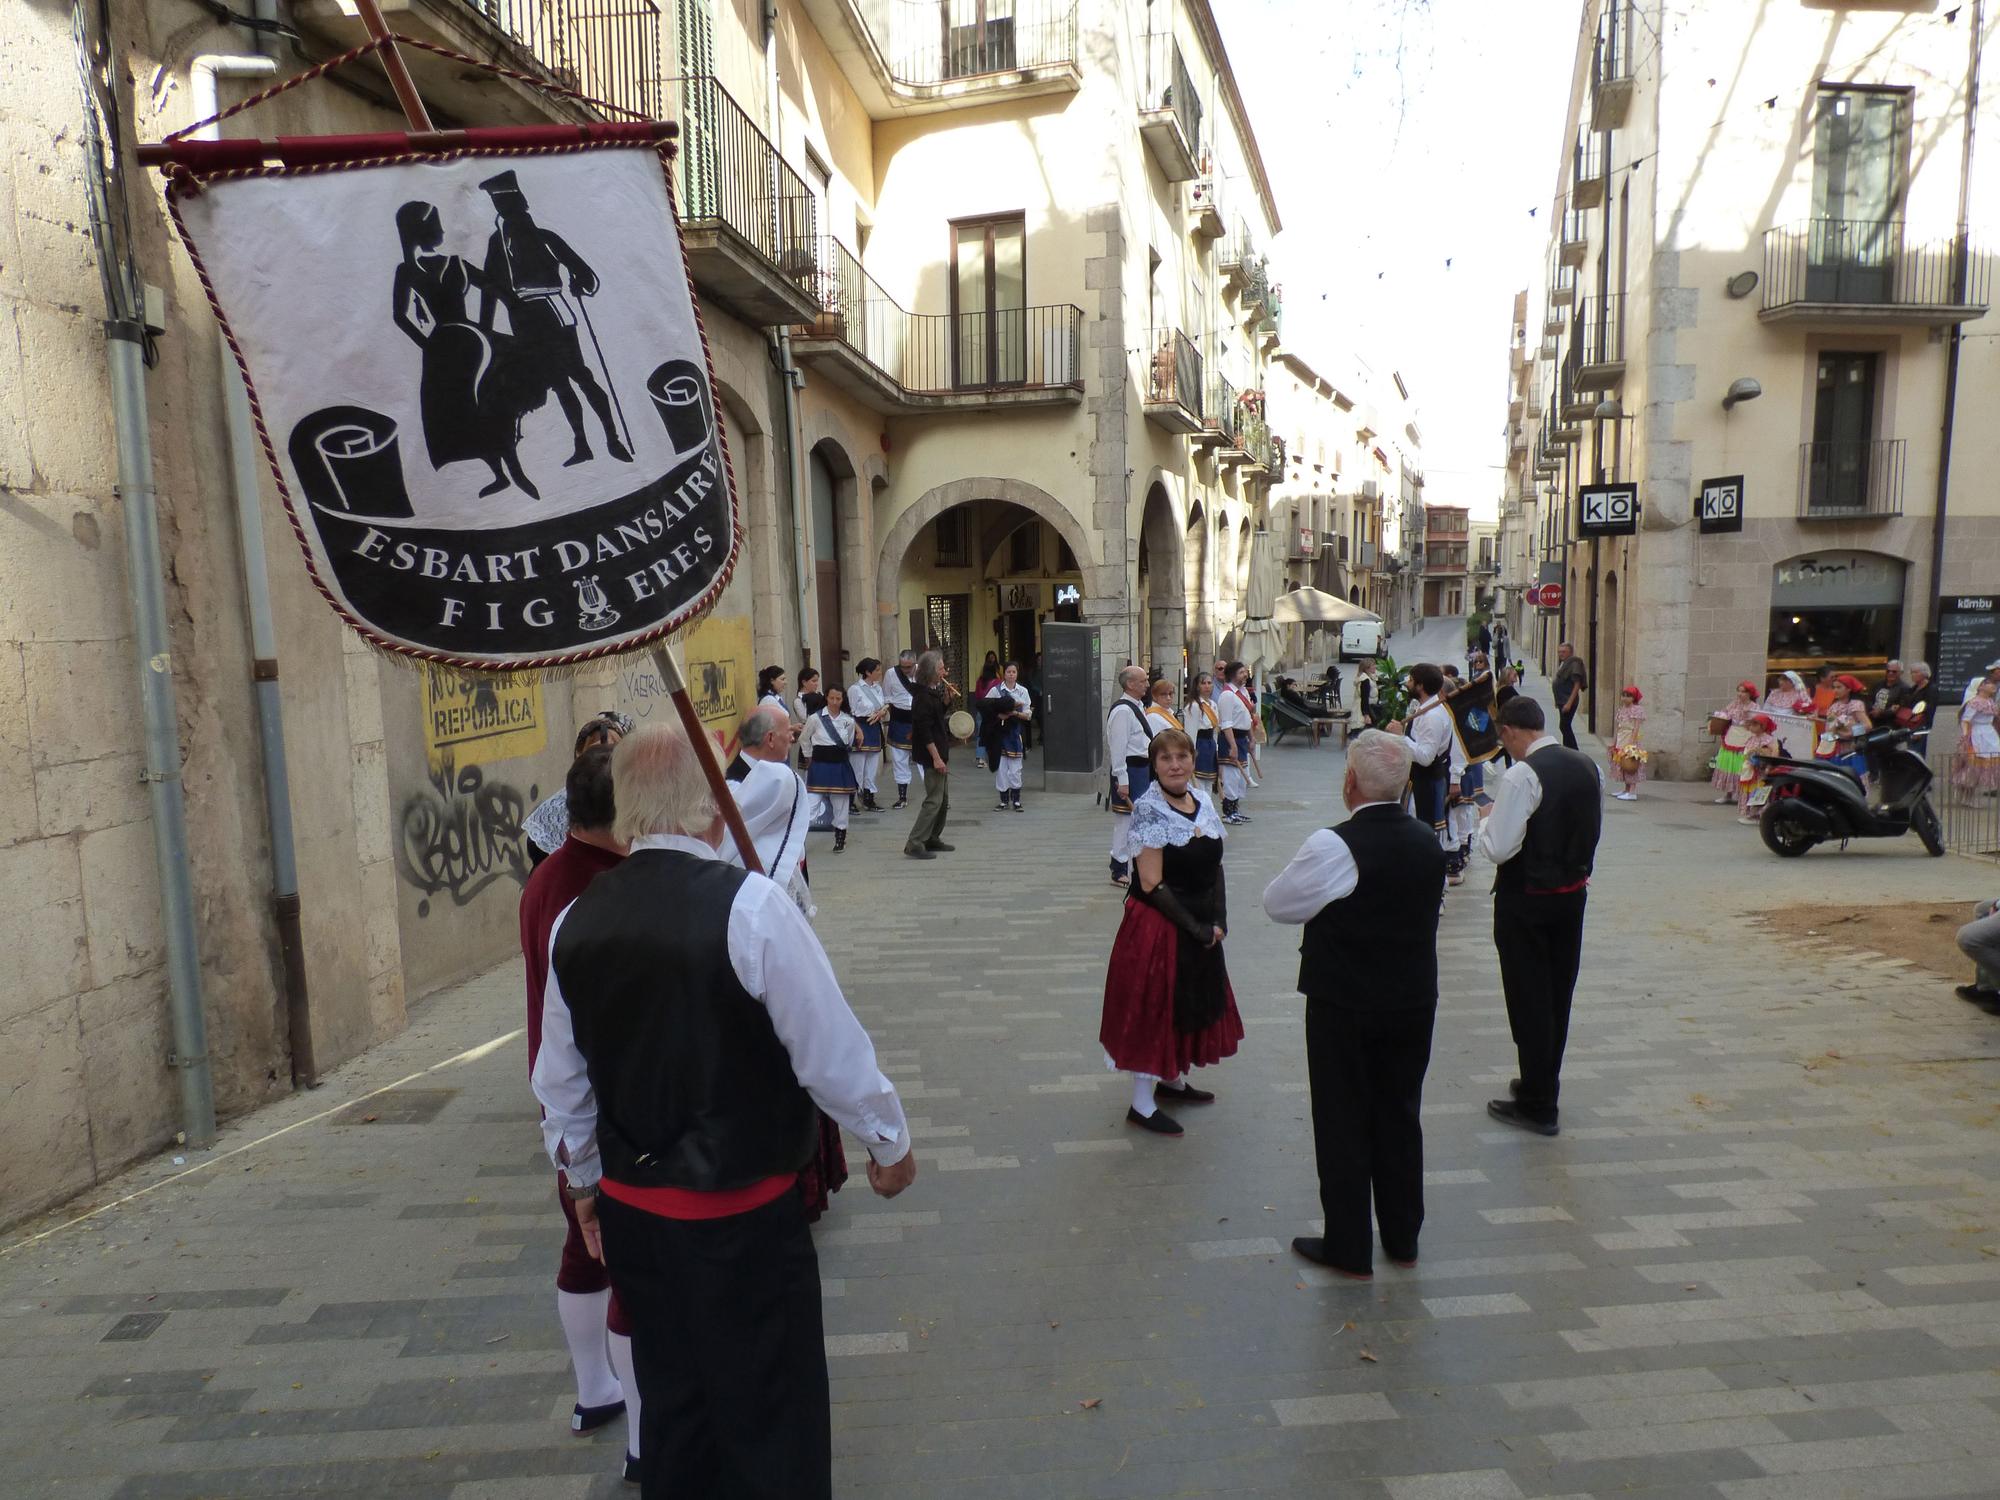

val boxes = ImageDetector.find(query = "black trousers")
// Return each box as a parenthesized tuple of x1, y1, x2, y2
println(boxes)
(1305, 1000, 1435, 1273)
(1558, 705, 1579, 750)
(598, 1191, 830, 1500)
(1494, 888, 1588, 1121)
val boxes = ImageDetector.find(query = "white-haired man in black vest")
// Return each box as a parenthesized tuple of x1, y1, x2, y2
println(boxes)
(1478, 695, 1603, 1137)
(533, 725, 916, 1498)
(1263, 730, 1448, 1279)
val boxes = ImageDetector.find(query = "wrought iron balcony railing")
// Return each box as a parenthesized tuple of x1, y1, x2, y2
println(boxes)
(459, 0, 661, 118)
(664, 75, 819, 288)
(880, 0, 1080, 86)
(1141, 29, 1203, 165)
(1798, 438, 1906, 520)
(1574, 293, 1626, 385)
(804, 237, 1082, 395)
(1144, 328, 1205, 419)
(1591, 0, 1634, 127)
(1762, 220, 1992, 317)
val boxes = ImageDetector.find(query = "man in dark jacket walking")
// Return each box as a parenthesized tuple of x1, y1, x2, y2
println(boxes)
(904, 650, 955, 859)
(1264, 730, 1448, 1279)
(1477, 697, 1603, 1136)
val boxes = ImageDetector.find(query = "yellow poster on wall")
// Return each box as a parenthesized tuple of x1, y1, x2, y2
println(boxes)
(422, 663, 547, 770)
(682, 612, 755, 740)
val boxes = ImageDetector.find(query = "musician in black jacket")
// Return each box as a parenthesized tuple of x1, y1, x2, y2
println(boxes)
(1263, 730, 1448, 1279)
(1477, 696, 1604, 1136)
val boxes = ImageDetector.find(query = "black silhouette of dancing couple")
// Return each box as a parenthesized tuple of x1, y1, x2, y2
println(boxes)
(391, 171, 632, 501)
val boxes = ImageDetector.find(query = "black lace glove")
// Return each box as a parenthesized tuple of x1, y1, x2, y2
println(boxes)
(1139, 877, 1213, 943)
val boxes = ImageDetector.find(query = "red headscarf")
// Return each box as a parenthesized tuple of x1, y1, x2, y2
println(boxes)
(1750, 713, 1777, 732)
(1736, 680, 1759, 698)
(1622, 685, 1643, 703)
(1836, 674, 1866, 694)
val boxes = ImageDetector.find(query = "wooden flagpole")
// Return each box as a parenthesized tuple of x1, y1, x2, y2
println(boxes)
(352, 0, 436, 132)
(652, 645, 765, 875)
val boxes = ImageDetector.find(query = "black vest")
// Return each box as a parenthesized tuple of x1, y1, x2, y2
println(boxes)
(1497, 743, 1603, 895)
(1297, 804, 1447, 1011)
(550, 849, 817, 1190)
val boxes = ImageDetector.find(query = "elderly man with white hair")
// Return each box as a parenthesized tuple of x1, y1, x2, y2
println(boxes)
(726, 704, 815, 917)
(1262, 730, 1448, 1280)
(1105, 664, 1154, 886)
(533, 725, 915, 1499)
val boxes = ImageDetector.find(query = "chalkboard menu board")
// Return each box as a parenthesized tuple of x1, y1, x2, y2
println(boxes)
(1039, 622, 1102, 775)
(1938, 595, 2000, 698)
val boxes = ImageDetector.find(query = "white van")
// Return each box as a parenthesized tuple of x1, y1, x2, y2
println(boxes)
(1339, 619, 1383, 662)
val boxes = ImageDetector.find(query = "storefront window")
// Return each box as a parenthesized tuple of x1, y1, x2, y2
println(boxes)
(1767, 549, 1905, 690)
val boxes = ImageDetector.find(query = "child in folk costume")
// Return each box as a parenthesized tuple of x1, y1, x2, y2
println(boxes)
(986, 663, 1034, 811)
(846, 658, 888, 811)
(1609, 685, 1647, 800)
(1188, 673, 1222, 788)
(1216, 659, 1255, 824)
(1955, 678, 2000, 794)
(1709, 680, 1762, 804)
(1098, 728, 1243, 1138)
(803, 685, 860, 851)
(1819, 674, 1873, 780)
(1737, 712, 1784, 823)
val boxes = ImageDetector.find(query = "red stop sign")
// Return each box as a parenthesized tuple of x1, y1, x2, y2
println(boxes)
(1539, 582, 1564, 611)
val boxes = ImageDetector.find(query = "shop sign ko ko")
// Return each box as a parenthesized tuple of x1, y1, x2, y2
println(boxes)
(166, 138, 739, 669)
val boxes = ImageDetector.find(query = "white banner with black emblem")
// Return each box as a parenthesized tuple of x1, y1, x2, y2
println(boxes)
(168, 139, 739, 669)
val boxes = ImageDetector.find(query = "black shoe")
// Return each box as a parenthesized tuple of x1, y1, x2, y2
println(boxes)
(1956, 984, 2000, 1005)
(893, 789, 908, 808)
(623, 1453, 641, 1485)
(904, 845, 935, 860)
(1110, 858, 1130, 887)
(834, 831, 847, 852)
(1012, 800, 1025, 812)
(1508, 1077, 1522, 1099)
(1155, 1080, 1215, 1105)
(1125, 1106, 1183, 1136)
(572, 1399, 626, 1435)
(1290, 1237, 1370, 1279)
(1486, 1099, 1559, 1136)
(997, 801, 1011, 811)
(1384, 1246, 1419, 1269)
(926, 840, 955, 852)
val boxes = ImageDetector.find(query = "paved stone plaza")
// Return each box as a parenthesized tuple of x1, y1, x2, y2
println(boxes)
(3, 652, 1997, 1499)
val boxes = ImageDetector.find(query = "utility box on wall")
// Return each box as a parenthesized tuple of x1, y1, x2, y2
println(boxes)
(1039, 621, 1103, 795)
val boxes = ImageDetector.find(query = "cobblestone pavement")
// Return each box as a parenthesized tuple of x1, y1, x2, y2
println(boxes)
(3, 646, 1997, 1499)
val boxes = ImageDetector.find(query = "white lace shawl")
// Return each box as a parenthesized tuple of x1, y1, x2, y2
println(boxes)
(1129, 782, 1226, 850)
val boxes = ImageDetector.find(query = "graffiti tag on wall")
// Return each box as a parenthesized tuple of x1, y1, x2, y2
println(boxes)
(396, 762, 539, 918)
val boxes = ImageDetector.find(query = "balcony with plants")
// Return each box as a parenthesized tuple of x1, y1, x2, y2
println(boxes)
(1141, 328, 1206, 433)
(793, 237, 1085, 413)
(1139, 29, 1204, 182)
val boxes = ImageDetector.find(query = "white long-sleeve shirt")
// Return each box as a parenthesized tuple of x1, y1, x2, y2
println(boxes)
(884, 667, 915, 712)
(532, 833, 910, 1187)
(848, 678, 886, 723)
(1260, 802, 1400, 923)
(1105, 694, 1153, 787)
(1216, 685, 1254, 733)
(1475, 734, 1560, 866)
(1405, 695, 1452, 769)
(726, 755, 812, 898)
(806, 711, 857, 751)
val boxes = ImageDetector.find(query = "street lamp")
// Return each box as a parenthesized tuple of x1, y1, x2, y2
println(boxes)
(1722, 377, 1763, 411)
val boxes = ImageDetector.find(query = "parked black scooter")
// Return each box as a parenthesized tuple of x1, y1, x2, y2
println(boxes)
(1758, 725, 1944, 858)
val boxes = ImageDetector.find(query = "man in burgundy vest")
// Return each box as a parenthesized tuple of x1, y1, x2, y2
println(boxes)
(534, 726, 915, 1499)
(518, 745, 637, 1479)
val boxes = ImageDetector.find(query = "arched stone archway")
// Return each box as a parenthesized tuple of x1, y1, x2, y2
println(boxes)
(874, 478, 1116, 664)
(1183, 500, 1210, 665)
(1137, 482, 1187, 677)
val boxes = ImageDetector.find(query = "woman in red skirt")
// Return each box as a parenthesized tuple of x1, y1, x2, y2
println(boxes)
(1099, 727, 1244, 1136)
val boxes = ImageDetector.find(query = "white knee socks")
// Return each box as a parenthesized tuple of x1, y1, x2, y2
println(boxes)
(607, 1329, 640, 1457)
(556, 1288, 622, 1408)
(1130, 1075, 1157, 1117)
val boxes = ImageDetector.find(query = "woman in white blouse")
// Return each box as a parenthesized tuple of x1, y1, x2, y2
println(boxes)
(803, 684, 860, 851)
(846, 659, 889, 812)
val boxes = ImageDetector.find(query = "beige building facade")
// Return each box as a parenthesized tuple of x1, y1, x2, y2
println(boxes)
(0, 0, 1292, 1223)
(1498, 0, 2000, 777)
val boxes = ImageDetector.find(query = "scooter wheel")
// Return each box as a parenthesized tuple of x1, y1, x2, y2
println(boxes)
(1912, 797, 1946, 858)
(1759, 804, 1820, 858)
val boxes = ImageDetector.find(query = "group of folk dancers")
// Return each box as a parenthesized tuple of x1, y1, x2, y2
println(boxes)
(752, 651, 1037, 851)
(1106, 660, 1262, 887)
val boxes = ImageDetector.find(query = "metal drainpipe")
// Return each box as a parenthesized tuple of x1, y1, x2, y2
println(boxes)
(765, 2, 814, 666)
(1925, 0, 1982, 659)
(74, 0, 217, 1143)
(195, 53, 316, 1086)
